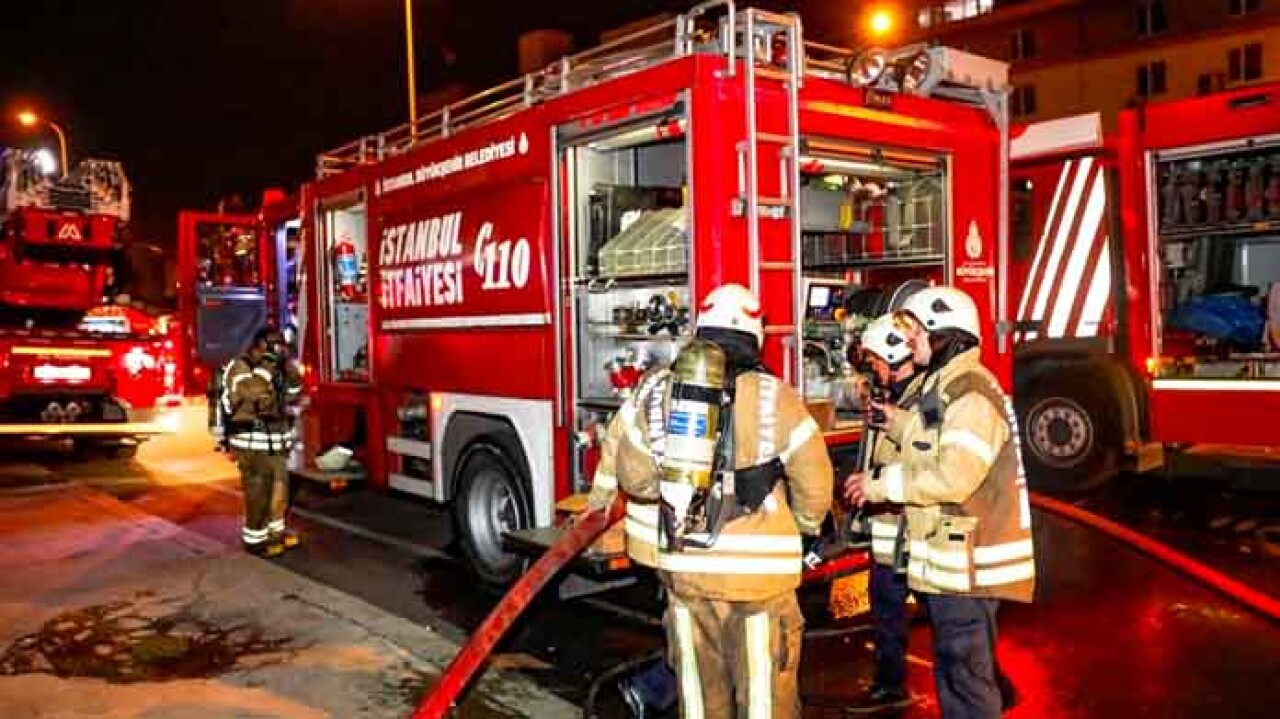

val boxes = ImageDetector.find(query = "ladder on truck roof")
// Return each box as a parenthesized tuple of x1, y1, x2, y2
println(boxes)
(315, 0, 1011, 179)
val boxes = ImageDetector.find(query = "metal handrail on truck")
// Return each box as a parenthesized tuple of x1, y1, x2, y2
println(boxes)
(315, 0, 873, 178)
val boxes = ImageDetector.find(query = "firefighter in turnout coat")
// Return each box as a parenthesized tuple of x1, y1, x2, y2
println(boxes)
(585, 416, 677, 719)
(842, 312, 926, 712)
(849, 287, 1035, 719)
(605, 283, 834, 719)
(222, 327, 303, 556)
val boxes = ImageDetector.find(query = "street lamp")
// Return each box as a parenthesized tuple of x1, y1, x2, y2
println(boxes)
(404, 0, 418, 132)
(868, 9, 895, 39)
(16, 111, 69, 177)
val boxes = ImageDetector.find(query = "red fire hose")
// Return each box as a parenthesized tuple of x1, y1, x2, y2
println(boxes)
(412, 499, 624, 718)
(412, 499, 871, 718)
(414, 491, 1280, 717)
(1029, 493, 1280, 622)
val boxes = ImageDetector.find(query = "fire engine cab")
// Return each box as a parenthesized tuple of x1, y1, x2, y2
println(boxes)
(1009, 82, 1280, 492)
(296, 2, 1013, 583)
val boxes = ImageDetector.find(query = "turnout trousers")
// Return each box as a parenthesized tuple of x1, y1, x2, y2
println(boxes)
(870, 562, 912, 691)
(233, 449, 289, 547)
(919, 594, 1002, 719)
(664, 590, 804, 719)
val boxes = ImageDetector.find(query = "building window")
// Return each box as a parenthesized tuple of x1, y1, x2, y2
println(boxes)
(1135, 0, 1169, 37)
(1011, 178, 1035, 262)
(917, 1, 995, 29)
(1011, 85, 1038, 117)
(1197, 73, 1213, 95)
(1229, 0, 1262, 16)
(1229, 43, 1265, 82)
(1136, 61, 1168, 97)
(1011, 29, 1037, 61)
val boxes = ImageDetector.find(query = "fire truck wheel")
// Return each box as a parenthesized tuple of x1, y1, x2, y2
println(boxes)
(454, 444, 532, 586)
(1018, 382, 1119, 494)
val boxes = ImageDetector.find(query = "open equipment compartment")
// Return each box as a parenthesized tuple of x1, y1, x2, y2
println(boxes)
(798, 140, 949, 425)
(1153, 138, 1280, 381)
(560, 105, 692, 493)
(317, 195, 370, 383)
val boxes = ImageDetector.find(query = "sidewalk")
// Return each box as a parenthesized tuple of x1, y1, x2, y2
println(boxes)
(0, 482, 578, 719)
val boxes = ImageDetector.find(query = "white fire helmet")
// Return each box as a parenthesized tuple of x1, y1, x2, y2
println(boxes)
(900, 286, 982, 340)
(860, 314, 913, 367)
(696, 283, 764, 346)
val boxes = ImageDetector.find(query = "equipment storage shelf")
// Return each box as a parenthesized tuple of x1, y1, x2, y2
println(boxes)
(798, 140, 947, 269)
(560, 101, 693, 494)
(1153, 140, 1280, 382)
(573, 283, 692, 403)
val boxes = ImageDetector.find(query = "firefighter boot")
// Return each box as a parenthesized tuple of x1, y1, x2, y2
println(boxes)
(243, 538, 285, 558)
(844, 685, 913, 715)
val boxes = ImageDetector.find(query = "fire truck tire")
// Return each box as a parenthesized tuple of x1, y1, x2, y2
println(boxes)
(1017, 380, 1119, 494)
(453, 443, 533, 586)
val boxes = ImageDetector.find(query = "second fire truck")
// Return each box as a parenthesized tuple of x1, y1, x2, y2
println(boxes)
(1009, 82, 1280, 492)
(0, 149, 178, 455)
(291, 2, 1015, 583)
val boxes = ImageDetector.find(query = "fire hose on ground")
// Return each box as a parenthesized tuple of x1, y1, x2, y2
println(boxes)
(410, 495, 871, 718)
(413, 493, 1280, 717)
(1028, 493, 1280, 623)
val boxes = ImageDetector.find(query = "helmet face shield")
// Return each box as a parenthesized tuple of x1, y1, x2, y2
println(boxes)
(861, 314, 913, 368)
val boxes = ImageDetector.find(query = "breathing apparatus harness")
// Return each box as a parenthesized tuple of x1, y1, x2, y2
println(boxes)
(656, 334, 784, 553)
(219, 341, 295, 456)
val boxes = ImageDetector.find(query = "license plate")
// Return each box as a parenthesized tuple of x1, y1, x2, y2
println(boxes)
(33, 364, 92, 382)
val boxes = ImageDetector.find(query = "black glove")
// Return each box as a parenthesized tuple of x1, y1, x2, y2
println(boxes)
(802, 534, 825, 570)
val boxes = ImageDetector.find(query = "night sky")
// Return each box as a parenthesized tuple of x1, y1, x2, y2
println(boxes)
(2, 0, 850, 248)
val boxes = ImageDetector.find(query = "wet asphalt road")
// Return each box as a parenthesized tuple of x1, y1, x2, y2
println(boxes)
(2, 432, 1278, 718)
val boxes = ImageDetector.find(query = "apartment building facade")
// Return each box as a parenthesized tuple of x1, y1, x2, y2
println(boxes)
(848, 0, 1280, 128)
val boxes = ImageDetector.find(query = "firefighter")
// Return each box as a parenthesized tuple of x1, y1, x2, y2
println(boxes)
(841, 312, 926, 713)
(604, 283, 834, 719)
(221, 326, 303, 556)
(847, 287, 1035, 719)
(582, 405, 677, 719)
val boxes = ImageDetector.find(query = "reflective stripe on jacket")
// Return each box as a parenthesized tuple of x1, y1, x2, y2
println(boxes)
(866, 371, 928, 567)
(608, 368, 834, 602)
(586, 371, 672, 569)
(221, 356, 301, 452)
(866, 348, 1035, 603)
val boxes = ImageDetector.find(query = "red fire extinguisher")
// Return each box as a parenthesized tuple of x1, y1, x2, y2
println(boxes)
(334, 235, 359, 300)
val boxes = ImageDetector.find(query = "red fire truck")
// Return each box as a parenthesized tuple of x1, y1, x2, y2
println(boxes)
(1008, 82, 1280, 492)
(0, 149, 178, 456)
(291, 2, 1015, 583)
(177, 189, 301, 400)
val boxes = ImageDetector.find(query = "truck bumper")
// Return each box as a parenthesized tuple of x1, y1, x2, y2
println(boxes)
(0, 406, 183, 437)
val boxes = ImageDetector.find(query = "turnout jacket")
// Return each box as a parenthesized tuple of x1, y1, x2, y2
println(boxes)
(591, 368, 834, 603)
(221, 354, 302, 453)
(864, 348, 1035, 603)
(865, 371, 928, 568)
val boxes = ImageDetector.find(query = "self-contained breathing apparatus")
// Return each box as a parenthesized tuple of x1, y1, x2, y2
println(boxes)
(216, 337, 295, 456)
(656, 338, 785, 553)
